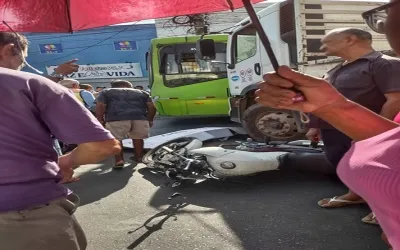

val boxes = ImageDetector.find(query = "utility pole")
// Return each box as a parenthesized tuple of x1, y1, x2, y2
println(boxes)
(193, 14, 209, 35)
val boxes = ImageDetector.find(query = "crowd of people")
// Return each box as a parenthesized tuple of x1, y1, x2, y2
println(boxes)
(0, 1, 400, 249)
(53, 78, 156, 181)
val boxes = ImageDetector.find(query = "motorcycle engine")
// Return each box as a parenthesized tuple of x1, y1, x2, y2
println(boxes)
(235, 139, 273, 152)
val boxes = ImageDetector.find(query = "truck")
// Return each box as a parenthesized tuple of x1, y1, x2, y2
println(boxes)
(198, 0, 392, 141)
(146, 35, 230, 117)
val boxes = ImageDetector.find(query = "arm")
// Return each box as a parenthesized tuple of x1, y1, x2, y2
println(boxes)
(94, 91, 107, 125)
(147, 101, 157, 123)
(59, 140, 120, 169)
(314, 100, 399, 142)
(144, 93, 156, 126)
(95, 102, 106, 126)
(46, 59, 80, 83)
(379, 92, 400, 119)
(46, 76, 63, 83)
(373, 59, 400, 119)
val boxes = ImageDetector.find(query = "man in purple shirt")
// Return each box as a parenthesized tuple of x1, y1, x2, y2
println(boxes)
(0, 32, 121, 250)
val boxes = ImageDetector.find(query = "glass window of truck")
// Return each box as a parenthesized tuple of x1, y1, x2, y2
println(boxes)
(233, 25, 257, 63)
(159, 43, 228, 88)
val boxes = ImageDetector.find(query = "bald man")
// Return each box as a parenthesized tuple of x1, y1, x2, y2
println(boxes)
(306, 28, 400, 220)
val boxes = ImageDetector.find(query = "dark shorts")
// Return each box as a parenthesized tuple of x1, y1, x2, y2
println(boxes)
(321, 129, 352, 168)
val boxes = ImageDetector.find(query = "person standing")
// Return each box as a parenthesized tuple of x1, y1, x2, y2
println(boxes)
(303, 28, 400, 222)
(95, 80, 157, 168)
(59, 79, 96, 112)
(0, 32, 121, 250)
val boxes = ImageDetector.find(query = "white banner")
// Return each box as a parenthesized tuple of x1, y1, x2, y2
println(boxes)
(46, 63, 143, 79)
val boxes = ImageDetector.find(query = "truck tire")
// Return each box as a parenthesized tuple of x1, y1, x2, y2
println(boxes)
(242, 104, 306, 142)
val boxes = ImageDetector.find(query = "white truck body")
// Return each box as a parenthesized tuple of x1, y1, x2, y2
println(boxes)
(228, 0, 391, 96)
(225, 0, 392, 141)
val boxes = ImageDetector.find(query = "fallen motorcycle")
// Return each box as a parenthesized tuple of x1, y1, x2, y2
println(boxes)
(143, 137, 333, 186)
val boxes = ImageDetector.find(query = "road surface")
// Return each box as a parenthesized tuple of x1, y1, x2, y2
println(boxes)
(68, 117, 386, 250)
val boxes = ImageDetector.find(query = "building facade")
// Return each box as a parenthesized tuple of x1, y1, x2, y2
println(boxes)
(23, 23, 157, 89)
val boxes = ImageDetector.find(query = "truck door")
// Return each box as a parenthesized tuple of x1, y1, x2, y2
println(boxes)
(227, 24, 263, 97)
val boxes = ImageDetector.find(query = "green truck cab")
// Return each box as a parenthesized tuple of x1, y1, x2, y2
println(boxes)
(147, 35, 230, 117)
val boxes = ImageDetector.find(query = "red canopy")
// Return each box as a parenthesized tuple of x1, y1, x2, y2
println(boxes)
(0, 0, 264, 32)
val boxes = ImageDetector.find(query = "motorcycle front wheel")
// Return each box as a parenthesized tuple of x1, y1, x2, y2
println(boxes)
(142, 137, 202, 164)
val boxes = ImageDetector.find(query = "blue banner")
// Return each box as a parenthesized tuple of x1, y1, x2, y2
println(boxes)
(114, 41, 138, 51)
(39, 44, 63, 54)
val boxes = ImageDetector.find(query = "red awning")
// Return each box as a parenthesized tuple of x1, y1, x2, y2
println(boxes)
(0, 0, 264, 32)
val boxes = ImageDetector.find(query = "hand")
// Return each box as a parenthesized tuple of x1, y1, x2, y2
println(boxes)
(61, 168, 74, 182)
(306, 128, 321, 142)
(58, 154, 79, 170)
(98, 119, 106, 127)
(54, 59, 79, 75)
(255, 66, 346, 114)
(148, 120, 154, 128)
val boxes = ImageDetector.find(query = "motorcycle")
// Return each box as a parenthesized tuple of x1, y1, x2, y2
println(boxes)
(143, 137, 332, 187)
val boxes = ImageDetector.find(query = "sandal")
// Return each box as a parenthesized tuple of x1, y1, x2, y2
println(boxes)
(113, 161, 125, 169)
(361, 212, 379, 225)
(318, 196, 365, 208)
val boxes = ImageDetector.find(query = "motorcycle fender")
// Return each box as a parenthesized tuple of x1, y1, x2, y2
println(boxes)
(185, 139, 203, 151)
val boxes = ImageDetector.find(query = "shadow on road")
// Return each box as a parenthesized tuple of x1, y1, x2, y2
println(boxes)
(126, 203, 189, 249)
(130, 168, 386, 250)
(66, 158, 137, 206)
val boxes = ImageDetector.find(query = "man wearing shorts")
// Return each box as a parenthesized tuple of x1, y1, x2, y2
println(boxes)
(96, 80, 157, 168)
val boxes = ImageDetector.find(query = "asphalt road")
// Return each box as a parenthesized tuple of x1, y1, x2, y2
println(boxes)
(67, 117, 386, 250)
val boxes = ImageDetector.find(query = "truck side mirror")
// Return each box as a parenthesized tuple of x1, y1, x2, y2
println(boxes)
(196, 39, 216, 61)
(145, 52, 149, 71)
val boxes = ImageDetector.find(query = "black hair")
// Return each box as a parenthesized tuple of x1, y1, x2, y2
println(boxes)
(110, 80, 133, 88)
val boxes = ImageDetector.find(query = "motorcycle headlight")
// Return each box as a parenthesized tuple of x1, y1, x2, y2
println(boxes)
(220, 162, 236, 169)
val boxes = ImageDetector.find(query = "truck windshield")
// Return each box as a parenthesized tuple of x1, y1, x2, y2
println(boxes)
(160, 43, 227, 88)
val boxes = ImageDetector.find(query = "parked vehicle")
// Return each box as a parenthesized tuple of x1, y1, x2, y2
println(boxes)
(146, 35, 230, 117)
(199, 0, 391, 141)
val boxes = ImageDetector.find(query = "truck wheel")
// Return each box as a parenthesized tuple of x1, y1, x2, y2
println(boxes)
(242, 104, 305, 142)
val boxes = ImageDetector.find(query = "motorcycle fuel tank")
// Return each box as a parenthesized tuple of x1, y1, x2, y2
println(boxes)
(190, 147, 287, 177)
